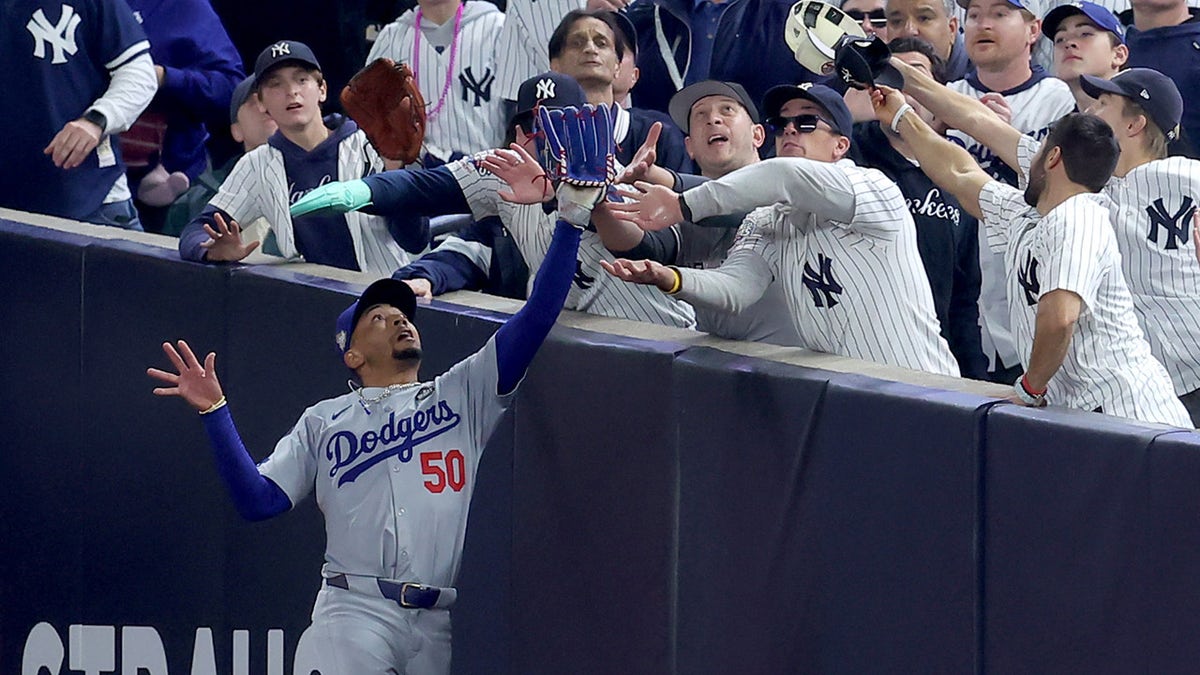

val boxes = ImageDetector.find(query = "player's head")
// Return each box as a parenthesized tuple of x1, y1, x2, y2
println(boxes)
(607, 11, 640, 102)
(229, 75, 278, 152)
(669, 81, 765, 178)
(842, 0, 890, 40)
(548, 10, 625, 92)
(1024, 112, 1119, 207)
(885, 0, 959, 60)
(959, 0, 1040, 72)
(1081, 68, 1182, 160)
(252, 41, 326, 131)
(761, 84, 853, 162)
(1044, 2, 1127, 84)
(510, 72, 587, 150)
(336, 279, 422, 374)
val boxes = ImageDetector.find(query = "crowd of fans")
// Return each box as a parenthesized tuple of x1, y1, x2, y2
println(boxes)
(4, 0, 1199, 426)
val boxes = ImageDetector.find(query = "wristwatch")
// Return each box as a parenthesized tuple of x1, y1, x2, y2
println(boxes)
(82, 109, 108, 133)
(1013, 375, 1047, 407)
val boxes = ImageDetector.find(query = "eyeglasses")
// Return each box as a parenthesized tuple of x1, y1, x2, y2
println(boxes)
(844, 8, 888, 28)
(765, 114, 834, 136)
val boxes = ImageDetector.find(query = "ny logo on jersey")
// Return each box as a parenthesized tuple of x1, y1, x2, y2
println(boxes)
(801, 253, 843, 308)
(535, 78, 556, 100)
(27, 5, 81, 65)
(270, 42, 291, 58)
(572, 259, 594, 290)
(1145, 196, 1194, 250)
(1017, 251, 1041, 306)
(460, 67, 495, 106)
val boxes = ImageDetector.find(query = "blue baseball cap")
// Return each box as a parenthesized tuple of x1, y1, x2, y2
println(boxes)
(515, 72, 587, 116)
(1042, 2, 1125, 43)
(761, 83, 854, 137)
(1080, 68, 1183, 142)
(229, 76, 257, 125)
(253, 40, 322, 87)
(335, 279, 418, 356)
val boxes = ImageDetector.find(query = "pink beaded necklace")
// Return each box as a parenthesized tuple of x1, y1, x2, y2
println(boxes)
(412, 2, 464, 123)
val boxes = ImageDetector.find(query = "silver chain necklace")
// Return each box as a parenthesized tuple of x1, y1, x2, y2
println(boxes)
(348, 380, 421, 413)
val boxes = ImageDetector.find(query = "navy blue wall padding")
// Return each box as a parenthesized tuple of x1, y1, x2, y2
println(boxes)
(6, 217, 1200, 674)
(982, 406, 1167, 674)
(510, 334, 682, 675)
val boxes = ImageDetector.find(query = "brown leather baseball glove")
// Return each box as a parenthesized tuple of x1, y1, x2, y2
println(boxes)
(340, 58, 427, 164)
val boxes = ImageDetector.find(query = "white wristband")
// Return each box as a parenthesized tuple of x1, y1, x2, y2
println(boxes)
(890, 103, 914, 134)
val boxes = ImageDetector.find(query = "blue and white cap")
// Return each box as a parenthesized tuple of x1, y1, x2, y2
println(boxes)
(1042, 1, 1125, 43)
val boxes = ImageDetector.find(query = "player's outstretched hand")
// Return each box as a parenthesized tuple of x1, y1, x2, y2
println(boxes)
(147, 340, 226, 412)
(615, 121, 661, 185)
(290, 179, 374, 218)
(478, 144, 555, 205)
(604, 181, 683, 231)
(44, 118, 103, 170)
(600, 258, 677, 291)
(200, 212, 260, 262)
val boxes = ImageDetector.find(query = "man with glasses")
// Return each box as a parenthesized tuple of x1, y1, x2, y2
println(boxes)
(842, 0, 890, 40)
(602, 83, 960, 376)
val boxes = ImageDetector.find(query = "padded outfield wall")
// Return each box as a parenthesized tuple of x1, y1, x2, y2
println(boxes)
(2, 211, 1198, 675)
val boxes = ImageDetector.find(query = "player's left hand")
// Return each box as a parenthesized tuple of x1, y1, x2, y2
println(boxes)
(44, 118, 103, 170)
(604, 181, 683, 231)
(478, 143, 554, 205)
(147, 340, 226, 412)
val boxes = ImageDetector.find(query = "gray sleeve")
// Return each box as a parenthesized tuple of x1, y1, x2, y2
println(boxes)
(682, 157, 857, 223)
(675, 248, 774, 313)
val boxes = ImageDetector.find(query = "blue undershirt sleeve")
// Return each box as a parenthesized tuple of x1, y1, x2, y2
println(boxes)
(200, 406, 293, 521)
(362, 166, 471, 217)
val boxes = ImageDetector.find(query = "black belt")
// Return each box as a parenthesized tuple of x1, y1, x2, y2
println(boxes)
(325, 573, 456, 609)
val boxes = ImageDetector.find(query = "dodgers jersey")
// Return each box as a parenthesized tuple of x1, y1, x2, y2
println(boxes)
(682, 158, 961, 376)
(977, 180, 1191, 426)
(368, 1, 506, 163)
(1014, 134, 1200, 397)
(1, 0, 149, 219)
(949, 68, 1076, 373)
(448, 153, 698, 329)
(257, 337, 510, 586)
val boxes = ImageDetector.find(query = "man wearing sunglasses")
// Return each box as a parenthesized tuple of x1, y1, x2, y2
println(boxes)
(603, 83, 961, 377)
(843, 0, 891, 40)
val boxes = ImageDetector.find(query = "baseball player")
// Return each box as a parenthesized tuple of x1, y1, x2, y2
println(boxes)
(292, 71, 698, 330)
(872, 83, 1192, 426)
(898, 59, 1200, 424)
(177, 41, 427, 275)
(146, 103, 613, 674)
(602, 84, 961, 377)
(368, 0, 507, 165)
(1, 0, 156, 229)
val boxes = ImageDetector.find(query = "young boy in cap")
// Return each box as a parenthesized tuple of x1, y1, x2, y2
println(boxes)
(1042, 1, 1128, 112)
(178, 41, 427, 275)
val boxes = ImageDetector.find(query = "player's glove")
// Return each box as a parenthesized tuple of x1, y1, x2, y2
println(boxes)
(289, 179, 373, 218)
(536, 103, 616, 228)
(833, 34, 904, 90)
(341, 58, 427, 164)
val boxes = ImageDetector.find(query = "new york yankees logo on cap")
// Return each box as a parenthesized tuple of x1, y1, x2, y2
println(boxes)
(535, 77, 556, 100)
(271, 41, 291, 58)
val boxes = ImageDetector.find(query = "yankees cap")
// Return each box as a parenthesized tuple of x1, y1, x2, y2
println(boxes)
(761, 83, 853, 137)
(1081, 68, 1183, 141)
(956, 0, 1034, 11)
(607, 10, 638, 57)
(516, 72, 587, 116)
(253, 40, 322, 87)
(1042, 1, 1124, 43)
(335, 279, 418, 356)
(668, 81, 760, 135)
(229, 75, 257, 125)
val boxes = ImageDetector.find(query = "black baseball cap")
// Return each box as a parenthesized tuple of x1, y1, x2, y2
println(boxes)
(1081, 68, 1183, 141)
(229, 75, 257, 125)
(761, 83, 854, 137)
(335, 279, 418, 356)
(515, 72, 588, 116)
(1042, 1, 1125, 43)
(668, 81, 760, 134)
(253, 40, 322, 87)
(607, 10, 638, 57)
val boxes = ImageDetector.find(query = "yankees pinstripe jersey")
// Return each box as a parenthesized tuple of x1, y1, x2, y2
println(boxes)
(948, 68, 1076, 374)
(257, 337, 509, 585)
(977, 180, 1191, 426)
(368, 2, 506, 163)
(493, 0, 585, 102)
(679, 158, 960, 376)
(198, 122, 416, 275)
(448, 154, 697, 328)
(1015, 134, 1200, 397)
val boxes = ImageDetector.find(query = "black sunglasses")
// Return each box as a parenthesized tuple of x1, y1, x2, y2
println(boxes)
(765, 114, 834, 136)
(844, 8, 888, 27)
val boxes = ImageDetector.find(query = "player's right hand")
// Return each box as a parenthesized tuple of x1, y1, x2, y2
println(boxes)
(147, 340, 226, 412)
(200, 212, 259, 262)
(290, 179, 374, 217)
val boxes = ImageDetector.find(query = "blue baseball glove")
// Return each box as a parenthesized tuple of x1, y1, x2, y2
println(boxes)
(536, 103, 616, 228)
